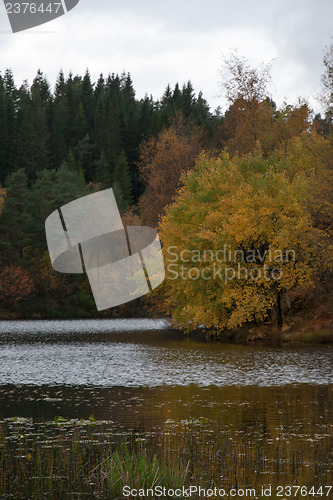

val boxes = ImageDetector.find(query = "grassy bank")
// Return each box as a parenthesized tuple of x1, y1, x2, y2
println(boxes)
(230, 326, 333, 344)
(1, 416, 331, 499)
(200, 323, 333, 344)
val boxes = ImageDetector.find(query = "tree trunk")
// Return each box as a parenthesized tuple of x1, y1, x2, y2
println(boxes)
(277, 290, 283, 329)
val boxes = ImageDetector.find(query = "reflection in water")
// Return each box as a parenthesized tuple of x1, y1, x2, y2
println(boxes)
(0, 319, 332, 494)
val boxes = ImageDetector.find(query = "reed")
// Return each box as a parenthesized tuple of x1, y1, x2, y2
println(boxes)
(0, 416, 331, 498)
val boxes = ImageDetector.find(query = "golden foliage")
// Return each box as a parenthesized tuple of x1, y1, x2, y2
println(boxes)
(159, 149, 332, 332)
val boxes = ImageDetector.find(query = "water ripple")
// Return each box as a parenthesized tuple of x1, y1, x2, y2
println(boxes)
(0, 320, 332, 387)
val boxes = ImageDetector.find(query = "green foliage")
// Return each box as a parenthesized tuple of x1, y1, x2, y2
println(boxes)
(111, 180, 128, 215)
(113, 150, 133, 208)
(26, 164, 87, 249)
(0, 165, 89, 317)
(95, 151, 111, 188)
(159, 81, 211, 129)
(102, 443, 188, 495)
(14, 75, 51, 179)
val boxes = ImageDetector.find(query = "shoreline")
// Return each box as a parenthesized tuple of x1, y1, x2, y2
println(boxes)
(0, 316, 332, 344)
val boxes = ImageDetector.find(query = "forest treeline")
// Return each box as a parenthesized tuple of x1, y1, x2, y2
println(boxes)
(0, 69, 213, 197)
(0, 50, 332, 332)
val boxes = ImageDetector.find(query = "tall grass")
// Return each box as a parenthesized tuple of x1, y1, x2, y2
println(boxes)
(0, 417, 331, 498)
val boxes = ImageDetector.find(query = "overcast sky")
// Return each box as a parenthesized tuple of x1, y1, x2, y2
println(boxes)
(0, 0, 332, 113)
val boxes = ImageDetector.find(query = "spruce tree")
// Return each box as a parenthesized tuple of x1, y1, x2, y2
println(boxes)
(15, 80, 50, 180)
(2, 70, 17, 179)
(81, 69, 94, 133)
(26, 164, 87, 258)
(31, 69, 51, 110)
(112, 180, 127, 214)
(94, 74, 105, 103)
(54, 69, 66, 100)
(113, 151, 133, 208)
(95, 152, 111, 188)
(182, 81, 195, 119)
(0, 75, 6, 181)
(46, 98, 66, 170)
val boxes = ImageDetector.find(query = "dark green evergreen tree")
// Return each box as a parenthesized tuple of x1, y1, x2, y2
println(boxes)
(95, 152, 111, 188)
(75, 134, 93, 181)
(31, 69, 51, 110)
(26, 164, 87, 259)
(46, 98, 66, 169)
(74, 101, 88, 141)
(0, 74, 6, 180)
(81, 69, 94, 133)
(113, 150, 133, 208)
(112, 180, 127, 214)
(94, 73, 105, 103)
(63, 72, 80, 148)
(0, 70, 18, 180)
(138, 95, 155, 138)
(106, 94, 123, 165)
(182, 81, 195, 119)
(54, 69, 66, 100)
(14, 78, 50, 180)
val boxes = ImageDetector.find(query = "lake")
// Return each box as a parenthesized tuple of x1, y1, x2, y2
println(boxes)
(0, 319, 332, 498)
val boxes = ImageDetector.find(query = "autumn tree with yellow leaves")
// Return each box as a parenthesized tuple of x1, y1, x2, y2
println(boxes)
(159, 152, 332, 331)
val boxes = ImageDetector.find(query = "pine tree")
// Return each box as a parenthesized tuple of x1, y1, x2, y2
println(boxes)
(46, 98, 66, 169)
(14, 79, 50, 180)
(138, 95, 155, 137)
(74, 101, 88, 141)
(113, 151, 133, 208)
(194, 91, 211, 127)
(54, 69, 66, 100)
(0, 74, 6, 181)
(81, 69, 94, 133)
(182, 81, 195, 119)
(31, 69, 51, 110)
(63, 149, 77, 172)
(63, 72, 79, 148)
(95, 152, 111, 188)
(106, 94, 123, 165)
(119, 73, 138, 163)
(94, 73, 105, 103)
(1, 70, 17, 180)
(112, 180, 127, 214)
(75, 134, 93, 181)
(172, 83, 182, 109)
(26, 164, 87, 258)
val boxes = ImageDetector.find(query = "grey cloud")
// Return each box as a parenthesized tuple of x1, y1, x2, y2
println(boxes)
(1, 0, 332, 111)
